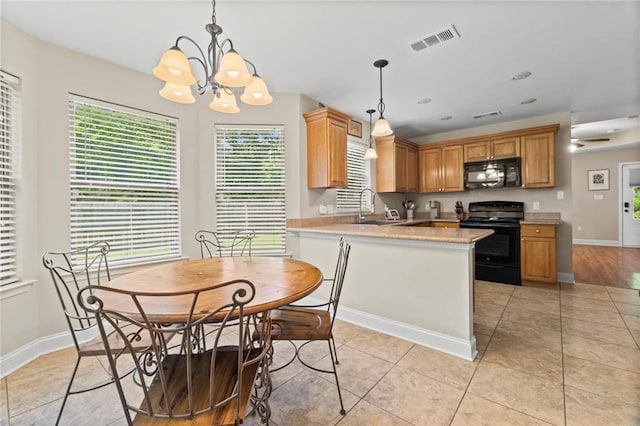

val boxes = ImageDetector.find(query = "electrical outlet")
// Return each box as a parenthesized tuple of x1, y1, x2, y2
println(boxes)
(594, 194, 604, 200)
(557, 190, 564, 200)
(533, 201, 540, 210)
(577, 225, 582, 231)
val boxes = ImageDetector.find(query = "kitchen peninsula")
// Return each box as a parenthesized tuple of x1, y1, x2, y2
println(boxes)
(287, 218, 494, 360)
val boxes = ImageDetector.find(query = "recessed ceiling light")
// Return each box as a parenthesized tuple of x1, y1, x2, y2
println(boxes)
(520, 98, 537, 105)
(417, 98, 432, 104)
(440, 115, 453, 120)
(512, 71, 532, 81)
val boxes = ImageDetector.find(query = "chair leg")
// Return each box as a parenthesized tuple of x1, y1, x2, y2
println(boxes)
(329, 336, 340, 365)
(326, 341, 346, 415)
(56, 355, 82, 426)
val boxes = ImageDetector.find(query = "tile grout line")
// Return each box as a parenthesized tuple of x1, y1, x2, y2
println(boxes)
(559, 282, 568, 426)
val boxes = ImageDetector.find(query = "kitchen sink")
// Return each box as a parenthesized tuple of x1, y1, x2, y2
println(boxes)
(357, 219, 402, 225)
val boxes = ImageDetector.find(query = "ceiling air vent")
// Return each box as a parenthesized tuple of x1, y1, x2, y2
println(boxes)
(410, 25, 461, 52)
(472, 110, 502, 119)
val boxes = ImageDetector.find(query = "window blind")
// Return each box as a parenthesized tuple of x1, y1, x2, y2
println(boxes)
(69, 96, 180, 266)
(0, 71, 21, 286)
(337, 139, 371, 212)
(214, 125, 286, 255)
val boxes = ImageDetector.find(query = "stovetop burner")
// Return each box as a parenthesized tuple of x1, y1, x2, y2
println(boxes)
(464, 201, 524, 222)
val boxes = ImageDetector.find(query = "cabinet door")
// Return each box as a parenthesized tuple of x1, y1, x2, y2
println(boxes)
(432, 222, 459, 229)
(406, 147, 418, 192)
(419, 148, 442, 193)
(521, 237, 557, 282)
(464, 141, 490, 162)
(395, 145, 408, 192)
(492, 137, 520, 159)
(521, 132, 555, 188)
(327, 118, 347, 187)
(442, 145, 464, 192)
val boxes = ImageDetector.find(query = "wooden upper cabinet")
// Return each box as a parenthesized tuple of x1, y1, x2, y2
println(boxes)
(303, 107, 349, 188)
(418, 144, 464, 193)
(464, 137, 520, 162)
(375, 135, 418, 193)
(521, 132, 555, 188)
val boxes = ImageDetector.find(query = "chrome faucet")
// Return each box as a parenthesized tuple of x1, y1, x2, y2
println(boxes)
(358, 188, 376, 223)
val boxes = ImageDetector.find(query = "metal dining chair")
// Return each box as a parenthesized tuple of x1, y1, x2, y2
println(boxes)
(268, 237, 351, 415)
(77, 279, 272, 425)
(195, 229, 255, 258)
(42, 241, 126, 425)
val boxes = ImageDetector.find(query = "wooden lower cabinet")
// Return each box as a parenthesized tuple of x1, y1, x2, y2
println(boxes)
(520, 224, 557, 283)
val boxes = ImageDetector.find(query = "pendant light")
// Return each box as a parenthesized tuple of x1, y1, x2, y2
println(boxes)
(364, 109, 378, 159)
(153, 0, 273, 112)
(371, 59, 393, 137)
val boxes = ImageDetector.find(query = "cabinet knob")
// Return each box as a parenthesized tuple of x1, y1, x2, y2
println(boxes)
(535, 229, 540, 233)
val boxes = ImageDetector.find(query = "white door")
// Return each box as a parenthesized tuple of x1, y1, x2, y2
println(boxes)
(621, 162, 640, 247)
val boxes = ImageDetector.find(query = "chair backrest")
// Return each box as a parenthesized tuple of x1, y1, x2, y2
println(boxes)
(195, 229, 255, 258)
(327, 237, 351, 325)
(77, 279, 271, 424)
(228, 229, 255, 256)
(195, 230, 224, 258)
(42, 241, 111, 349)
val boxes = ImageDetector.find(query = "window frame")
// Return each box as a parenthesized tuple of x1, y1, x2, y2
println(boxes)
(213, 124, 287, 255)
(68, 95, 181, 267)
(0, 70, 21, 287)
(336, 137, 372, 213)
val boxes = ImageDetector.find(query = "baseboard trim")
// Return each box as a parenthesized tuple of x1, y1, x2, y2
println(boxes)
(0, 331, 73, 378)
(557, 272, 574, 284)
(303, 296, 477, 361)
(573, 239, 620, 247)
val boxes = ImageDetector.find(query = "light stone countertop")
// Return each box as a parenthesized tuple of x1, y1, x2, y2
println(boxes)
(287, 222, 494, 244)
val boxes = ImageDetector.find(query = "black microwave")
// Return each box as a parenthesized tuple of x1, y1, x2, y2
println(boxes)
(464, 158, 521, 189)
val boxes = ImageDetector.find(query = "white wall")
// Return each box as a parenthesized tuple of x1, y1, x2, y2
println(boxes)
(571, 146, 640, 243)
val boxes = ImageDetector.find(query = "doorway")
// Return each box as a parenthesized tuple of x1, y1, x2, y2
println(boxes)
(621, 162, 640, 247)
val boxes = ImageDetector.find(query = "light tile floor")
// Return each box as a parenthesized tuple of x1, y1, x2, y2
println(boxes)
(2, 281, 639, 425)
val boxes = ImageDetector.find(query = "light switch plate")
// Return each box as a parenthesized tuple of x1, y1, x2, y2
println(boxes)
(557, 190, 564, 200)
(533, 201, 540, 210)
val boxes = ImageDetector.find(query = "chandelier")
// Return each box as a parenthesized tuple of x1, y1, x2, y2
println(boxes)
(364, 109, 378, 159)
(371, 59, 393, 137)
(152, 0, 272, 113)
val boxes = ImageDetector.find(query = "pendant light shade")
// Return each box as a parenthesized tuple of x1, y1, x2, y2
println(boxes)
(241, 74, 273, 105)
(159, 82, 196, 104)
(372, 59, 393, 137)
(364, 109, 378, 159)
(372, 117, 392, 137)
(209, 89, 240, 113)
(214, 49, 253, 87)
(153, 47, 196, 85)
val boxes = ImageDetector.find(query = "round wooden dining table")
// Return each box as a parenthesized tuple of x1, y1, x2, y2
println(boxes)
(99, 257, 323, 323)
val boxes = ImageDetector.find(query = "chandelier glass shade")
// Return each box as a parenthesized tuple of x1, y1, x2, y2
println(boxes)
(153, 0, 272, 113)
(364, 109, 378, 160)
(371, 59, 393, 137)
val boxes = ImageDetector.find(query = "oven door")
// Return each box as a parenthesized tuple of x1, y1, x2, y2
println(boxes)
(460, 220, 521, 284)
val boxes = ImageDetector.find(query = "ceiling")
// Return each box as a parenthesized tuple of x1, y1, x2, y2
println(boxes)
(2, 1, 639, 145)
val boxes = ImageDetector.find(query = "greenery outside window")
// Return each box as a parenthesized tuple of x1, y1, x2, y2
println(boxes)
(69, 95, 180, 266)
(337, 138, 371, 212)
(214, 125, 286, 254)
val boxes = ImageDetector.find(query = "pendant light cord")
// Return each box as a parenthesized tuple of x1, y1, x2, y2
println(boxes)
(378, 65, 386, 118)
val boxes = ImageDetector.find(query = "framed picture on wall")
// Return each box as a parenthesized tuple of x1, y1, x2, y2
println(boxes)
(348, 120, 362, 138)
(588, 169, 610, 191)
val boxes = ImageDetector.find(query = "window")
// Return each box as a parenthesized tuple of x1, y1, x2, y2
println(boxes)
(337, 139, 371, 212)
(69, 96, 180, 266)
(214, 125, 286, 254)
(0, 71, 21, 286)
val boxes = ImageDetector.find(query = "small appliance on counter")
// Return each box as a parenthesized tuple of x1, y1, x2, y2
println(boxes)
(385, 209, 400, 220)
(429, 200, 440, 219)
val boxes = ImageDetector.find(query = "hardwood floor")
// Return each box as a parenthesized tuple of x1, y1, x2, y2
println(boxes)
(573, 244, 640, 289)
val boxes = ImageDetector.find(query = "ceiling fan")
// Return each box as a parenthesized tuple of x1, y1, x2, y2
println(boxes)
(574, 137, 611, 142)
